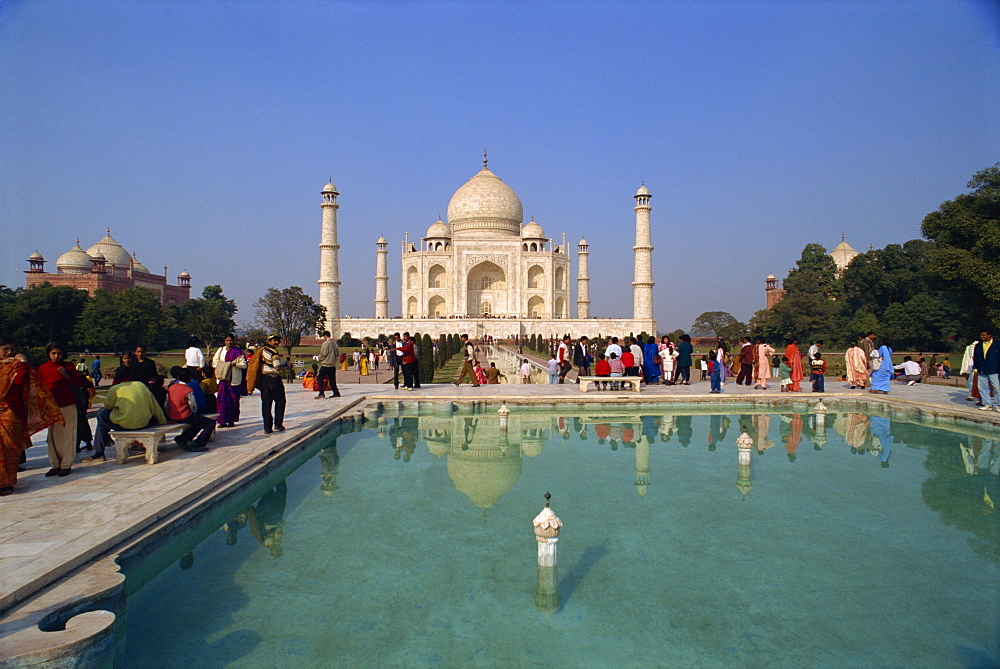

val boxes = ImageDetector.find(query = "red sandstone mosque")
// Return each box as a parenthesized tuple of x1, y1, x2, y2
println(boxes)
(24, 230, 191, 305)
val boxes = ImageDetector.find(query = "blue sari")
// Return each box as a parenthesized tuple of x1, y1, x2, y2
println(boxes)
(870, 345, 894, 392)
(643, 343, 660, 383)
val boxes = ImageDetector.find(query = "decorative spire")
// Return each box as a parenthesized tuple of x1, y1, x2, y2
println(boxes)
(483, 148, 488, 169)
(106, 227, 110, 236)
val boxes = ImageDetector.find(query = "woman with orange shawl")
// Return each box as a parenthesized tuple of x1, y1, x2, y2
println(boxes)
(0, 338, 62, 496)
(845, 341, 869, 389)
(753, 339, 775, 389)
(786, 339, 804, 392)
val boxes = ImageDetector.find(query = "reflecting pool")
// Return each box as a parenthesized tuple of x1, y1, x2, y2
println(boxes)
(120, 406, 1000, 667)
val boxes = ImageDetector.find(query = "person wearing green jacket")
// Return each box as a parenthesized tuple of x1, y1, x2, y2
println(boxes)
(87, 367, 166, 461)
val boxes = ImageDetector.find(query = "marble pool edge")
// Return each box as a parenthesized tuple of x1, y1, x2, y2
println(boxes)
(1, 389, 997, 667)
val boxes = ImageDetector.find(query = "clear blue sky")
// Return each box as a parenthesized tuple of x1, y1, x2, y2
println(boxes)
(3, 0, 998, 333)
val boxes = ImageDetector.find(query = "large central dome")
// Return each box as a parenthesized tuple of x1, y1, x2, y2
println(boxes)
(446, 165, 523, 239)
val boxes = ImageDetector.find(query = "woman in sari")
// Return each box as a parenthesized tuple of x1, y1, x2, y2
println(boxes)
(0, 338, 62, 496)
(869, 341, 894, 394)
(753, 339, 775, 389)
(845, 342, 869, 389)
(785, 339, 804, 392)
(643, 336, 660, 385)
(212, 334, 247, 427)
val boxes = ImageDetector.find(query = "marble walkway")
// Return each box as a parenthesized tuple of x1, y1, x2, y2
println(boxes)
(1, 375, 997, 624)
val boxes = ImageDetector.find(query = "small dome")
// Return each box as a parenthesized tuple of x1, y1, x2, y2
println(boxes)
(29, 251, 44, 260)
(766, 274, 776, 280)
(322, 181, 338, 193)
(578, 238, 588, 246)
(426, 219, 452, 239)
(131, 253, 149, 273)
(521, 220, 545, 239)
(86, 231, 133, 268)
(376, 236, 387, 244)
(635, 184, 650, 196)
(90, 251, 105, 261)
(56, 241, 92, 273)
(179, 270, 191, 278)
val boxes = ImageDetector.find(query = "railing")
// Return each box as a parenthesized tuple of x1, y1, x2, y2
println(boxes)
(486, 344, 551, 384)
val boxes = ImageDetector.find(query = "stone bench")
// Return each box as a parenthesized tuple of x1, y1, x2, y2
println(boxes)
(112, 415, 218, 465)
(578, 376, 642, 392)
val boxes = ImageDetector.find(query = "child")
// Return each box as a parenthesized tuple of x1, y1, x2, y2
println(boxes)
(700, 355, 709, 381)
(941, 358, 951, 379)
(547, 354, 560, 384)
(594, 353, 611, 390)
(810, 353, 826, 392)
(608, 352, 625, 390)
(779, 356, 792, 392)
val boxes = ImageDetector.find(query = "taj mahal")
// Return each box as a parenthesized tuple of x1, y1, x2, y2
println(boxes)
(318, 155, 658, 339)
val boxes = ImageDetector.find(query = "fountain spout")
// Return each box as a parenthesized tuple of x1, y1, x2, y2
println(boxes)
(533, 492, 562, 614)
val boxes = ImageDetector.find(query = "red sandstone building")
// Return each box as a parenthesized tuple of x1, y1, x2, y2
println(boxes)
(24, 230, 191, 305)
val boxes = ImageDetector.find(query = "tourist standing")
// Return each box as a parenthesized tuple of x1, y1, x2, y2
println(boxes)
(676, 334, 693, 385)
(395, 332, 418, 390)
(973, 329, 999, 411)
(779, 357, 792, 392)
(810, 353, 826, 392)
(547, 354, 560, 384)
(452, 334, 480, 387)
(0, 339, 61, 496)
(557, 335, 572, 383)
(869, 341, 894, 394)
(520, 358, 532, 383)
(860, 332, 877, 372)
(736, 337, 754, 386)
(845, 341, 869, 389)
(254, 334, 287, 433)
(644, 336, 660, 385)
(314, 331, 341, 398)
(91, 355, 102, 387)
(184, 338, 205, 372)
(709, 340, 727, 393)
(213, 334, 247, 427)
(604, 337, 623, 360)
(38, 342, 87, 477)
(387, 333, 401, 390)
(753, 339, 775, 389)
(659, 340, 677, 385)
(785, 339, 804, 392)
(961, 339, 981, 404)
(573, 336, 591, 380)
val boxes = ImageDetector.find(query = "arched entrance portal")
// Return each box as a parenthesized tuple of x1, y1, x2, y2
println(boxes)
(466, 261, 507, 316)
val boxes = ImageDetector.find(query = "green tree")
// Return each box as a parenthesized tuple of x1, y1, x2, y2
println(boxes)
(175, 287, 238, 349)
(782, 243, 840, 299)
(254, 287, 325, 355)
(921, 163, 1000, 333)
(4, 283, 90, 348)
(420, 333, 434, 383)
(690, 311, 738, 337)
(75, 288, 174, 351)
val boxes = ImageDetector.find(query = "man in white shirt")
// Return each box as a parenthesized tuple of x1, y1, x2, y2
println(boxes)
(185, 338, 205, 371)
(893, 356, 922, 385)
(604, 337, 622, 360)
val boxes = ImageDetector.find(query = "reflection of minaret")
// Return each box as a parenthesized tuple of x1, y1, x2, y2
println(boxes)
(576, 238, 590, 318)
(632, 185, 654, 322)
(635, 438, 650, 497)
(374, 236, 389, 318)
(320, 443, 341, 498)
(737, 431, 753, 498)
(318, 181, 342, 337)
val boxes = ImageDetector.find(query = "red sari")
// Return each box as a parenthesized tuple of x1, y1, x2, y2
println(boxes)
(786, 343, 804, 392)
(0, 360, 62, 489)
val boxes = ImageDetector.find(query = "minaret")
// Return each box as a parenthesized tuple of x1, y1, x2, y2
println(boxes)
(375, 236, 389, 318)
(576, 238, 590, 319)
(318, 180, 342, 337)
(632, 184, 654, 322)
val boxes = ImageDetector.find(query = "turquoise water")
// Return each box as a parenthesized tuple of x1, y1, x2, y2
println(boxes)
(121, 407, 1000, 668)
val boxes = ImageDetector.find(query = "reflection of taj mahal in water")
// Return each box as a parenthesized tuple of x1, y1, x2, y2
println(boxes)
(318, 154, 657, 339)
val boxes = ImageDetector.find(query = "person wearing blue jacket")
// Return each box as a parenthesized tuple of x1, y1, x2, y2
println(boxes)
(973, 329, 999, 411)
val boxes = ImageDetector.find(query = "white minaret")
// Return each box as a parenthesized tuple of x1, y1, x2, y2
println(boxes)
(576, 238, 590, 319)
(375, 236, 389, 319)
(632, 184, 654, 322)
(318, 180, 342, 337)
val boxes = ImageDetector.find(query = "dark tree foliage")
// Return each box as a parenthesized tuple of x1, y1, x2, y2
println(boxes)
(690, 311, 738, 337)
(254, 287, 325, 355)
(420, 333, 435, 383)
(921, 163, 1000, 334)
(1, 283, 89, 348)
(75, 288, 175, 351)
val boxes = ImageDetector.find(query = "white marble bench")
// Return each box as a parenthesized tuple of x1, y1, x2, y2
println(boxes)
(578, 376, 642, 392)
(112, 415, 218, 465)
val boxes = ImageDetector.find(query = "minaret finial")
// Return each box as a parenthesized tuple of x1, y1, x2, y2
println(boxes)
(106, 227, 110, 236)
(544, 491, 551, 507)
(483, 148, 488, 169)
(842, 233, 845, 242)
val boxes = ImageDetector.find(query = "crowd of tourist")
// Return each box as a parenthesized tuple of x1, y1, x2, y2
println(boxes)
(1, 327, 996, 497)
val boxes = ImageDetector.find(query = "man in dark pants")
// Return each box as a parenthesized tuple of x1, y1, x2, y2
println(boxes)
(259, 334, 287, 434)
(314, 331, 341, 398)
(736, 337, 755, 386)
(387, 333, 401, 389)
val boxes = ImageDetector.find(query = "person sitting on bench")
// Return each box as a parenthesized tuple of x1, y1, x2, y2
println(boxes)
(87, 367, 166, 462)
